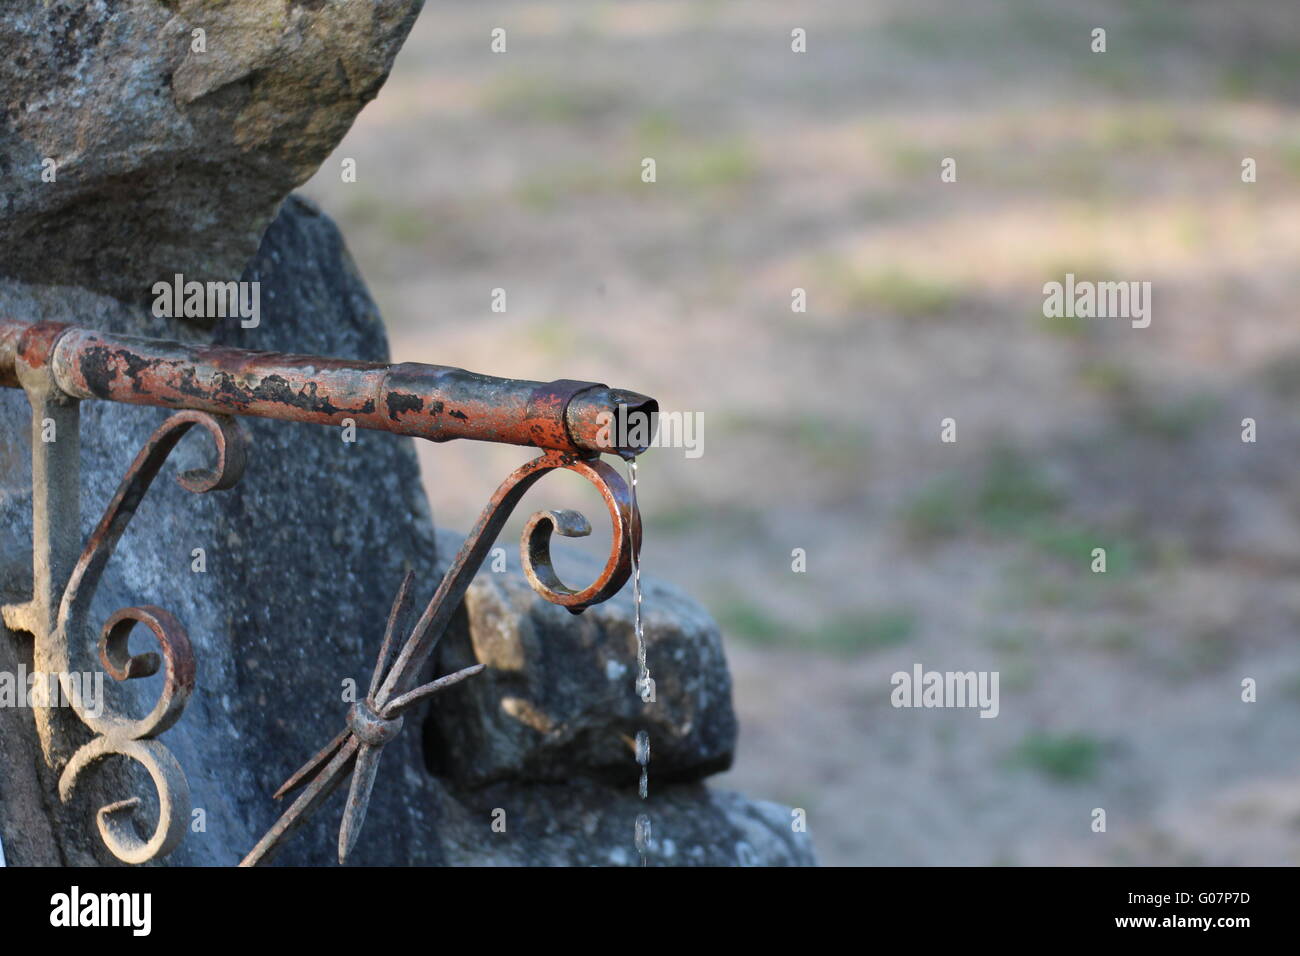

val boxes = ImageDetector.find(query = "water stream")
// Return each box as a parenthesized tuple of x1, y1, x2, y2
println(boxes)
(626, 455, 652, 866)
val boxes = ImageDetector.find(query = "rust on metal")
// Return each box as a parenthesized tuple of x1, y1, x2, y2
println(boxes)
(0, 317, 657, 456)
(45, 410, 248, 864)
(1, 314, 655, 866)
(14, 320, 72, 383)
(0, 317, 26, 389)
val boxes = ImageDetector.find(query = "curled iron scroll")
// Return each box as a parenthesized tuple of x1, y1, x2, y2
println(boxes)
(373, 448, 640, 709)
(55, 410, 246, 864)
(520, 455, 639, 612)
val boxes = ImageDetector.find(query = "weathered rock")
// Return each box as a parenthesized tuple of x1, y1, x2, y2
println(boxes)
(0, 0, 424, 306)
(434, 781, 816, 867)
(0, 195, 815, 866)
(427, 529, 737, 788)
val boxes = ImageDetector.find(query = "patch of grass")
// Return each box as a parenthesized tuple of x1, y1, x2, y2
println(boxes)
(523, 316, 579, 357)
(973, 448, 1062, 533)
(378, 206, 431, 243)
(841, 268, 960, 319)
(999, 658, 1037, 691)
(1219, 66, 1259, 101)
(1216, 57, 1300, 103)
(1077, 56, 1142, 95)
(1001, 535, 1143, 610)
(482, 74, 626, 123)
(678, 140, 758, 191)
(1003, 564, 1074, 609)
(883, 16, 951, 54)
(1054, 150, 1110, 198)
(714, 598, 784, 644)
(515, 178, 562, 211)
(1093, 110, 1187, 152)
(888, 145, 933, 177)
(781, 417, 870, 472)
(717, 413, 869, 473)
(517, 137, 756, 204)
(1259, 351, 1300, 398)
(646, 501, 710, 535)
(900, 478, 964, 544)
(1281, 139, 1300, 180)
(1040, 309, 1090, 340)
(1123, 392, 1220, 442)
(1073, 626, 1138, 653)
(1026, 524, 1138, 576)
(715, 600, 916, 656)
(1173, 207, 1214, 252)
(634, 110, 681, 148)
(1011, 731, 1105, 783)
(983, 627, 1033, 654)
(886, 0, 1084, 62)
(1038, 259, 1121, 339)
(1163, 625, 1234, 680)
(900, 448, 1146, 587)
(810, 608, 916, 654)
(341, 192, 433, 243)
(648, 503, 762, 541)
(1075, 360, 1137, 398)
(514, 164, 618, 209)
(853, 191, 911, 221)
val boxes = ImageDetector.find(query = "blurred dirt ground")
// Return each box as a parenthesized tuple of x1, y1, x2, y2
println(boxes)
(302, 0, 1300, 865)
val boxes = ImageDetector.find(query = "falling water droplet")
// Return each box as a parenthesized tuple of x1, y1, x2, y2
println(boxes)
(626, 457, 648, 696)
(636, 730, 650, 799)
(635, 813, 653, 865)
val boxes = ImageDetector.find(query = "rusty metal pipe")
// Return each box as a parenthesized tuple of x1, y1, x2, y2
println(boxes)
(0, 318, 656, 456)
(0, 318, 22, 390)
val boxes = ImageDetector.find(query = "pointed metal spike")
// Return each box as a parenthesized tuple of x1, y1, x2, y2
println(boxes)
(381, 663, 485, 718)
(338, 744, 383, 865)
(272, 727, 351, 801)
(241, 735, 360, 867)
(370, 569, 416, 701)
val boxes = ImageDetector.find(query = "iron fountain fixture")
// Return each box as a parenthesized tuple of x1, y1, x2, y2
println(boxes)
(0, 317, 657, 865)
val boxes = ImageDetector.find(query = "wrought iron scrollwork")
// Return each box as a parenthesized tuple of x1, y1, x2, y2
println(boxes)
(0, 317, 652, 866)
(52, 411, 247, 864)
(521, 454, 639, 612)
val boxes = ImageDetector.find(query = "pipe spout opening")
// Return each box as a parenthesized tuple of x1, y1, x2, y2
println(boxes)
(566, 386, 660, 457)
